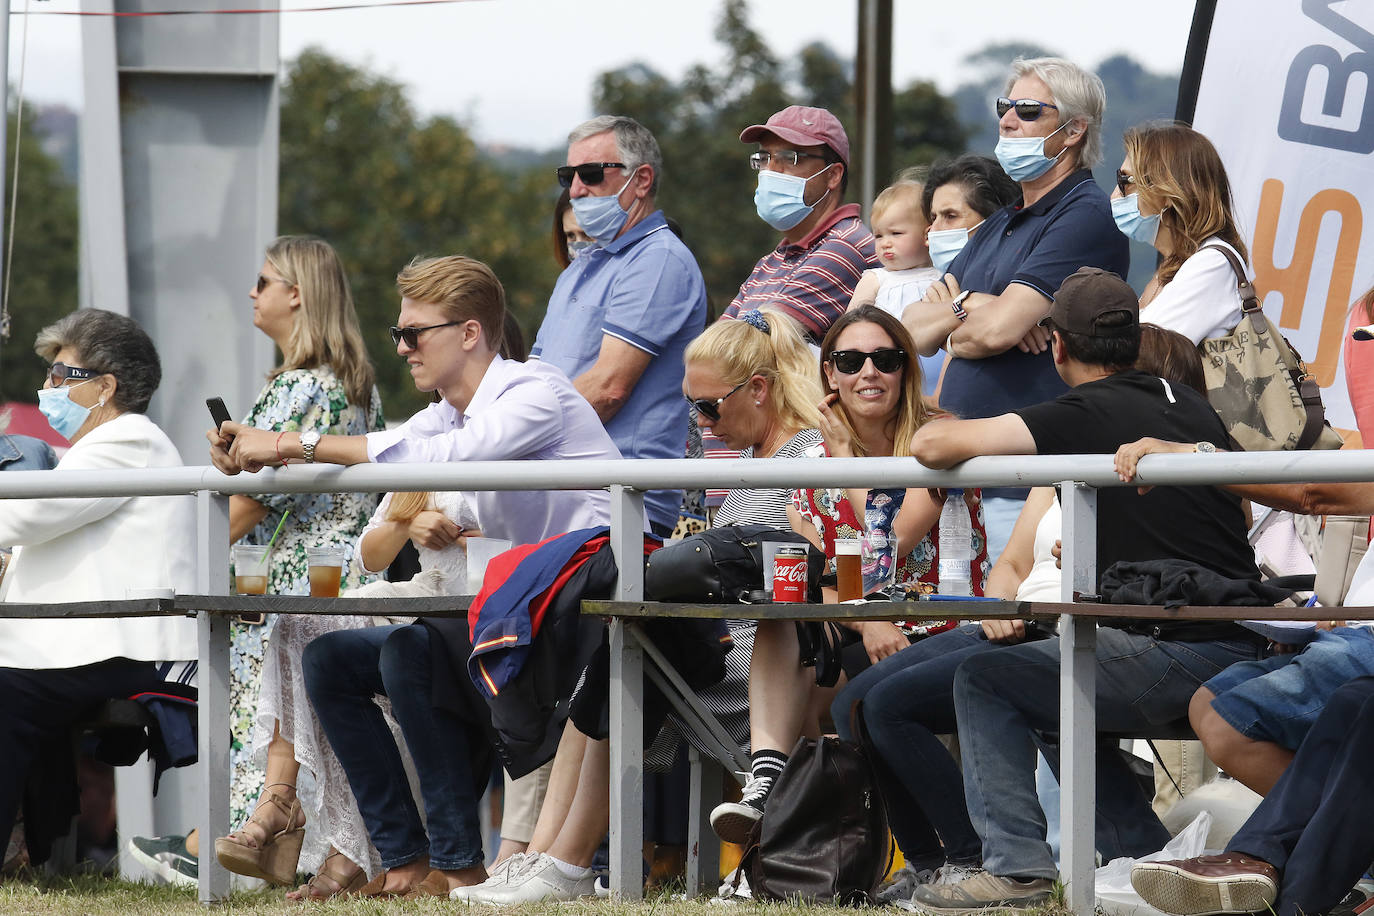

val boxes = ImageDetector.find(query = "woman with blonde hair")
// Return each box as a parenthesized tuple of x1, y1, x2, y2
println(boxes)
(1112, 122, 1251, 344)
(129, 235, 383, 889)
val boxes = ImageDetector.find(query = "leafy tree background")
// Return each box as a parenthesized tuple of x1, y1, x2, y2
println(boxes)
(0, 0, 1181, 415)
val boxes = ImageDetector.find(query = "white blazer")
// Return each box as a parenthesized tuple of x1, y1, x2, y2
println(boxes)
(0, 412, 197, 668)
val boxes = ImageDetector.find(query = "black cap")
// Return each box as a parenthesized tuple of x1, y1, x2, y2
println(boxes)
(1045, 267, 1139, 338)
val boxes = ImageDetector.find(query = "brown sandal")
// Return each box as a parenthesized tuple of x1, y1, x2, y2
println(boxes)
(214, 784, 306, 886)
(286, 851, 367, 902)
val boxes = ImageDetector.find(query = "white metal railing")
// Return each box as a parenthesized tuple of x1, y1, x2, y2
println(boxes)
(2, 451, 1373, 910)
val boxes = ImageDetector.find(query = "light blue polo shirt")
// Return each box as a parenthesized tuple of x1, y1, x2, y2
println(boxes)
(531, 209, 707, 530)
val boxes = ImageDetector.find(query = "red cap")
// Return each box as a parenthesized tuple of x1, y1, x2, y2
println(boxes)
(740, 106, 850, 168)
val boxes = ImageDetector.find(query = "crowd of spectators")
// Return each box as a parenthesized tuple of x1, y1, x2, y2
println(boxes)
(2, 51, 1372, 916)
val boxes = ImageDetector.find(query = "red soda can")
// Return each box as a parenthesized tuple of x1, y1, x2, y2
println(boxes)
(773, 546, 808, 603)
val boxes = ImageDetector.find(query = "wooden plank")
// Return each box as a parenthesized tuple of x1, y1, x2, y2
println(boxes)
(0, 598, 179, 618)
(0, 595, 472, 618)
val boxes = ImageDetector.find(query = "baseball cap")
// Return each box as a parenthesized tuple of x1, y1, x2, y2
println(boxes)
(1045, 267, 1139, 337)
(739, 106, 850, 168)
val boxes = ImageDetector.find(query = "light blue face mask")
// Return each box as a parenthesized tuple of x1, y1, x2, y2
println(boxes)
(37, 380, 98, 440)
(927, 220, 983, 274)
(1111, 193, 1161, 245)
(567, 240, 594, 261)
(569, 176, 633, 243)
(754, 164, 834, 232)
(994, 121, 1070, 182)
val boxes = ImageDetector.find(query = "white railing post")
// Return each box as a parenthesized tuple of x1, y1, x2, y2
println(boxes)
(1059, 481, 1097, 915)
(195, 491, 231, 902)
(607, 485, 645, 900)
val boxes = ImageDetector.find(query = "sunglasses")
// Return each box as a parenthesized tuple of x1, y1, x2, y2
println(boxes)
(47, 362, 100, 388)
(996, 97, 1060, 121)
(255, 273, 292, 294)
(556, 162, 627, 189)
(685, 379, 748, 422)
(389, 321, 464, 349)
(828, 348, 907, 374)
(1115, 170, 1139, 196)
(749, 150, 829, 170)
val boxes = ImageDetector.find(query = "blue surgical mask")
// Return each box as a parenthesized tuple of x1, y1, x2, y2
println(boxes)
(569, 177, 633, 243)
(994, 121, 1069, 182)
(567, 240, 593, 261)
(927, 220, 983, 274)
(754, 164, 834, 232)
(1111, 193, 1161, 245)
(37, 381, 98, 440)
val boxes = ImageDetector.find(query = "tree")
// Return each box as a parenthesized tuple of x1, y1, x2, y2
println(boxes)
(0, 106, 79, 404)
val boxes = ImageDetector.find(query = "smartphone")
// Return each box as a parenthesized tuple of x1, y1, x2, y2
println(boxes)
(207, 397, 234, 445)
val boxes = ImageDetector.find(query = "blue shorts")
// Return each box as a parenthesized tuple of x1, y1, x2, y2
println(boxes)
(1205, 627, 1374, 749)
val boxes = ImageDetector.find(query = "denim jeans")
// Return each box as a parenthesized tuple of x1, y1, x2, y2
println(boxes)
(954, 628, 1264, 879)
(302, 623, 487, 870)
(839, 624, 998, 866)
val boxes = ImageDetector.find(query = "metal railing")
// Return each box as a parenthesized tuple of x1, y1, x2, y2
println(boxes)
(2, 450, 1373, 910)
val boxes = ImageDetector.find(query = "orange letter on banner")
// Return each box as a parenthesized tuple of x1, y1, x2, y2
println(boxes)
(1251, 178, 1363, 386)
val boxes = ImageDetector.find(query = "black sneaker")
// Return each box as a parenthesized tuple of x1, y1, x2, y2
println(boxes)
(709, 775, 772, 845)
(1332, 879, 1374, 916)
(127, 834, 197, 887)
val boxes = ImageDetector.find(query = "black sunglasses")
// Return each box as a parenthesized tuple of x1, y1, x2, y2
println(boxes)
(996, 97, 1060, 121)
(829, 348, 907, 374)
(47, 362, 100, 388)
(556, 162, 627, 189)
(255, 273, 292, 294)
(685, 379, 748, 422)
(1115, 170, 1138, 196)
(389, 321, 464, 349)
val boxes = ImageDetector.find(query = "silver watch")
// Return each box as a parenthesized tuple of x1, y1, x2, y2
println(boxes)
(300, 429, 321, 463)
(1194, 441, 1216, 454)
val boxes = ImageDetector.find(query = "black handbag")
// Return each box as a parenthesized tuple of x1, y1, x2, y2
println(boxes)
(643, 524, 824, 604)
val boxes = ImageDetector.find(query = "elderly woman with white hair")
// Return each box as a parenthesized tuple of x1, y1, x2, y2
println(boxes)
(0, 308, 197, 866)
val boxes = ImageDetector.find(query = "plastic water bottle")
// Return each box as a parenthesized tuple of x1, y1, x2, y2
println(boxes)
(938, 489, 973, 596)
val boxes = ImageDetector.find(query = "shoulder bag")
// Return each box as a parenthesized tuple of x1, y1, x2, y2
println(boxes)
(643, 524, 824, 604)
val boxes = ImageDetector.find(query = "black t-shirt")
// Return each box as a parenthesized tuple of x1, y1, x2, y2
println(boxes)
(1016, 370, 1260, 595)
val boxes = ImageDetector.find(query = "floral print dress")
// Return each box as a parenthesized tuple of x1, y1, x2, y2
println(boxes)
(227, 367, 383, 829)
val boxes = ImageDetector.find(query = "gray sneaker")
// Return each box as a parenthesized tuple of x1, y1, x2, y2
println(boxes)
(877, 862, 942, 904)
(909, 869, 1053, 914)
(127, 834, 197, 888)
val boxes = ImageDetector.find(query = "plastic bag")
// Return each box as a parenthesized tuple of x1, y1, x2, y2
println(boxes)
(1095, 811, 1212, 916)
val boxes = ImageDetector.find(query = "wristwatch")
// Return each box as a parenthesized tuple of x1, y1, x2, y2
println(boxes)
(950, 288, 973, 322)
(1194, 441, 1216, 454)
(300, 430, 321, 463)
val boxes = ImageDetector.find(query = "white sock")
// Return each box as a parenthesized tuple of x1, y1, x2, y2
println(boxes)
(546, 855, 590, 879)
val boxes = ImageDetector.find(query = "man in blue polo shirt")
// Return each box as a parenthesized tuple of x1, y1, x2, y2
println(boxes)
(901, 57, 1128, 562)
(531, 115, 708, 536)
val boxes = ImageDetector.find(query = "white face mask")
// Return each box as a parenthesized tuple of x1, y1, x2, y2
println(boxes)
(927, 220, 984, 273)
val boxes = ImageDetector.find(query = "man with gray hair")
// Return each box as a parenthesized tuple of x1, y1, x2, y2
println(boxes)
(901, 57, 1129, 563)
(531, 115, 707, 536)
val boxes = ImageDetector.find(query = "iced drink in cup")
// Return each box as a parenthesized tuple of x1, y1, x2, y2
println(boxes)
(232, 545, 270, 595)
(835, 538, 863, 601)
(306, 547, 347, 598)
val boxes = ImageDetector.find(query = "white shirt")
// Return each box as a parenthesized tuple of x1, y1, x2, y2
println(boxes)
(871, 266, 942, 322)
(356, 491, 480, 589)
(0, 412, 198, 668)
(1139, 237, 1248, 344)
(366, 357, 617, 546)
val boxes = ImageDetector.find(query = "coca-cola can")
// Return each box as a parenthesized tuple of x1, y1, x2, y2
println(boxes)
(773, 546, 808, 603)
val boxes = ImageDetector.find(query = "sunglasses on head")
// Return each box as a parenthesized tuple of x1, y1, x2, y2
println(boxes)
(828, 348, 907, 374)
(47, 362, 100, 388)
(556, 162, 627, 189)
(996, 97, 1060, 121)
(389, 321, 464, 349)
(256, 273, 292, 294)
(685, 379, 749, 422)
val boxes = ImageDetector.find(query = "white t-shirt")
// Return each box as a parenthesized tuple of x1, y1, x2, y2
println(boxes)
(871, 265, 942, 322)
(1139, 237, 1248, 344)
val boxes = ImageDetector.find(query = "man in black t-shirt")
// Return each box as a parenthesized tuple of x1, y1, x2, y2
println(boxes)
(906, 268, 1267, 913)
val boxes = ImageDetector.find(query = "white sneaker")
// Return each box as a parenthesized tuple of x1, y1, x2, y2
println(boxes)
(450, 852, 528, 901)
(936, 862, 984, 885)
(876, 862, 942, 903)
(464, 852, 596, 905)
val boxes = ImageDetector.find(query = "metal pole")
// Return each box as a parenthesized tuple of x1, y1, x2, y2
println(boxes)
(607, 485, 645, 901)
(1059, 482, 1098, 916)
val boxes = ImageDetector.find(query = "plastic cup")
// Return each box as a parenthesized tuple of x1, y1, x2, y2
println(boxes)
(466, 537, 513, 594)
(761, 541, 791, 595)
(835, 538, 863, 602)
(232, 545, 271, 595)
(306, 546, 346, 598)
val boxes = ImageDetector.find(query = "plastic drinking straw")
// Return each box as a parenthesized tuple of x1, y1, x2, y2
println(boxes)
(265, 510, 290, 555)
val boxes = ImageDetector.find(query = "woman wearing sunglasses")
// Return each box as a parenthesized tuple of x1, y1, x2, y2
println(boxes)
(1111, 122, 1250, 345)
(129, 235, 383, 889)
(709, 305, 989, 846)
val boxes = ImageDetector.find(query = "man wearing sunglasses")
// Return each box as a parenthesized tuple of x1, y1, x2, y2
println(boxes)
(900, 57, 1128, 566)
(532, 115, 707, 536)
(722, 105, 876, 342)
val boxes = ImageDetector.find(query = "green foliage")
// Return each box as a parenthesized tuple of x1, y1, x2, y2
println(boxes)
(0, 108, 79, 404)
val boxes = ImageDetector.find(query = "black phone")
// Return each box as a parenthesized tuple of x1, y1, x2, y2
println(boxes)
(207, 397, 233, 443)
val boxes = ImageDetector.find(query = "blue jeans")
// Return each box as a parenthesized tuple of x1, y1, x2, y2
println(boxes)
(302, 623, 487, 870)
(954, 629, 1264, 878)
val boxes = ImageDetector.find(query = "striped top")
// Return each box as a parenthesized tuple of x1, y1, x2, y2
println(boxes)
(722, 203, 876, 340)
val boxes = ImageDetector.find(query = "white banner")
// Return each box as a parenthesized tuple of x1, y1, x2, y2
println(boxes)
(1191, 0, 1374, 435)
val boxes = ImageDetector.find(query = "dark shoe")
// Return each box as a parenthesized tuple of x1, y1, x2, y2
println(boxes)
(1131, 854, 1279, 916)
(127, 834, 198, 888)
(908, 869, 1053, 914)
(709, 775, 772, 845)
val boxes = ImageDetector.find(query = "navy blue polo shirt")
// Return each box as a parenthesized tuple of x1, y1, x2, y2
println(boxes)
(941, 169, 1129, 421)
